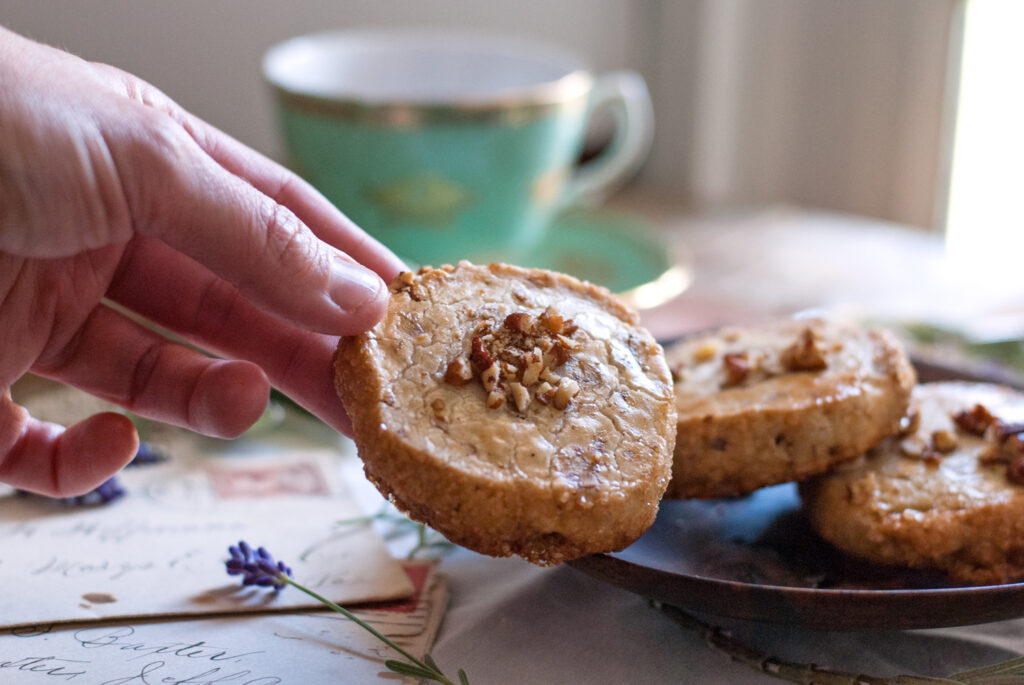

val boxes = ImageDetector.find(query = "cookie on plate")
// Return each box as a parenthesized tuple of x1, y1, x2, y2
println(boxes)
(334, 262, 676, 565)
(801, 382, 1024, 585)
(664, 317, 915, 499)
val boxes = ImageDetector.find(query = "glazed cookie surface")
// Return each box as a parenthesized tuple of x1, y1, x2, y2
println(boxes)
(800, 382, 1024, 585)
(334, 262, 676, 565)
(664, 317, 915, 499)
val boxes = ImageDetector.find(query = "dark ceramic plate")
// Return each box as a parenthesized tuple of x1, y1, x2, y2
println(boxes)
(569, 358, 1024, 630)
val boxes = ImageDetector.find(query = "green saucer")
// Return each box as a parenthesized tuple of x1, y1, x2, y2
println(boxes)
(518, 208, 691, 309)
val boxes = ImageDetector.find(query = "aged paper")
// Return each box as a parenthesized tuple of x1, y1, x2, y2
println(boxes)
(0, 450, 413, 630)
(0, 563, 448, 684)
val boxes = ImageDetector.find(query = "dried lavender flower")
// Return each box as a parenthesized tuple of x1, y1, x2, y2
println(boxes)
(225, 540, 293, 590)
(224, 541, 468, 684)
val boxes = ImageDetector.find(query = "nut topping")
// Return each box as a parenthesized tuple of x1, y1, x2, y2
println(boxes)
(504, 312, 535, 335)
(510, 382, 530, 413)
(931, 429, 958, 453)
(722, 352, 751, 387)
(443, 309, 583, 412)
(953, 404, 996, 436)
(949, 405, 1024, 486)
(480, 362, 500, 393)
(780, 328, 828, 372)
(553, 378, 581, 410)
(486, 390, 506, 409)
(444, 357, 473, 386)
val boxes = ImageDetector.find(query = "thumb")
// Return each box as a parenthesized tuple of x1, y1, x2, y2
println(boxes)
(0, 395, 138, 497)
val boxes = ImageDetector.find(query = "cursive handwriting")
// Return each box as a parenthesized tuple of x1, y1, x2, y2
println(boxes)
(0, 655, 89, 680)
(74, 627, 263, 664)
(30, 557, 156, 581)
(100, 661, 282, 685)
(50, 521, 243, 545)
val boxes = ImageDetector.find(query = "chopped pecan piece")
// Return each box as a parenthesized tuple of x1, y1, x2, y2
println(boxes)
(503, 312, 536, 335)
(931, 429, 958, 453)
(953, 404, 996, 436)
(780, 328, 828, 372)
(535, 381, 555, 405)
(480, 362, 500, 393)
(547, 339, 573, 367)
(470, 333, 496, 373)
(521, 348, 544, 387)
(443, 357, 474, 386)
(553, 377, 581, 410)
(510, 382, 531, 413)
(722, 352, 751, 387)
(539, 307, 578, 336)
(486, 390, 506, 410)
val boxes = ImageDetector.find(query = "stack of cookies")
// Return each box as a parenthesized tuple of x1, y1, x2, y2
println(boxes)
(664, 317, 1024, 585)
(334, 261, 1024, 585)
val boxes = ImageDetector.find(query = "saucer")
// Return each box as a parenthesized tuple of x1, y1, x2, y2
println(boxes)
(518, 209, 692, 310)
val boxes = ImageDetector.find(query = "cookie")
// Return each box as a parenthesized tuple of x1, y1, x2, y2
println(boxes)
(801, 382, 1024, 585)
(664, 317, 915, 499)
(334, 262, 676, 565)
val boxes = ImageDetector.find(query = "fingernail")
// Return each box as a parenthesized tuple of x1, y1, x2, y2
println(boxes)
(329, 258, 385, 312)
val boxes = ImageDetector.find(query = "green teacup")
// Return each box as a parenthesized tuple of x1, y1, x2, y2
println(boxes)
(263, 29, 652, 266)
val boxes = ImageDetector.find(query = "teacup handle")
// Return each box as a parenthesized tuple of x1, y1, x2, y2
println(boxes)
(561, 70, 654, 207)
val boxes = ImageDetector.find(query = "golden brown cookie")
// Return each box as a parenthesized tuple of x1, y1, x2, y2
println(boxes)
(334, 262, 676, 565)
(664, 317, 915, 499)
(801, 382, 1024, 585)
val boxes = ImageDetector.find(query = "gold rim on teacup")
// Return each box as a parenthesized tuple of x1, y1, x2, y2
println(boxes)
(263, 29, 595, 127)
(269, 71, 591, 127)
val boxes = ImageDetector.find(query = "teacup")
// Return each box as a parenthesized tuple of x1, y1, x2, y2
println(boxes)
(263, 29, 653, 266)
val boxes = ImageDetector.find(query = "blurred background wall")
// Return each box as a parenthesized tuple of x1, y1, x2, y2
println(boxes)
(2, 0, 961, 230)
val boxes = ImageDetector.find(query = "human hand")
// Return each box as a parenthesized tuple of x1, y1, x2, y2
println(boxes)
(0, 27, 404, 497)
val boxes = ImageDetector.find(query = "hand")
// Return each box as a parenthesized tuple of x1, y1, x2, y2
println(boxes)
(0, 27, 404, 497)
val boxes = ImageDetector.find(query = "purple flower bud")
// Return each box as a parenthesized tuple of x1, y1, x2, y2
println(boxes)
(225, 540, 292, 590)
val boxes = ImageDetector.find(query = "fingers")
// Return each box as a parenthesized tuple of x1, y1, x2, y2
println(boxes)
(111, 108, 389, 337)
(32, 303, 271, 439)
(0, 395, 137, 497)
(107, 236, 353, 435)
(167, 107, 406, 282)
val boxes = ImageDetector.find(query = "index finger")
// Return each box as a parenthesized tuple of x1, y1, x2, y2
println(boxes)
(170, 104, 406, 281)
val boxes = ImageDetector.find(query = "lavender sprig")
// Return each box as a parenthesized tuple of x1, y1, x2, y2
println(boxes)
(225, 541, 468, 685)
(225, 541, 293, 590)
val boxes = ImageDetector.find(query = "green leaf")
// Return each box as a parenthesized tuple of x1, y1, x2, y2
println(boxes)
(423, 653, 440, 670)
(458, 668, 470, 685)
(385, 659, 438, 679)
